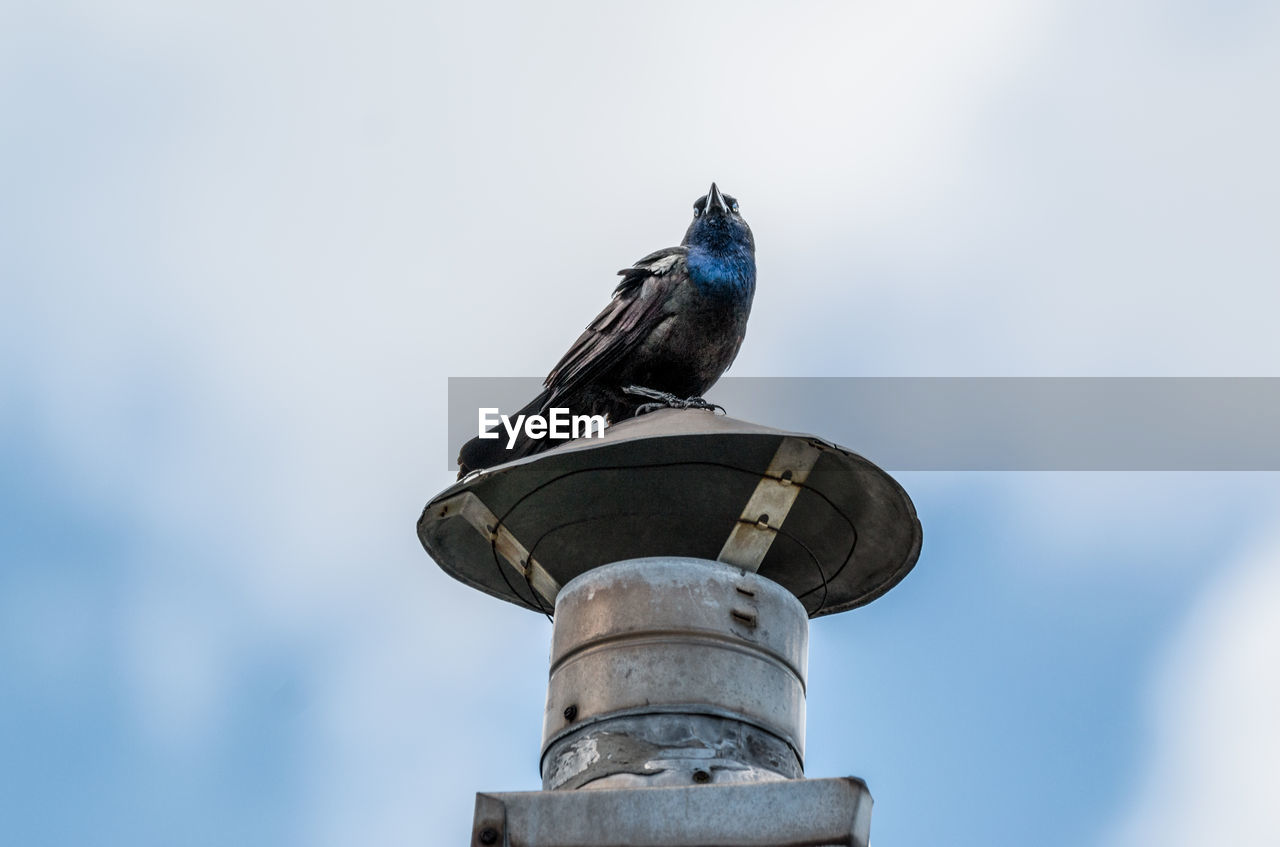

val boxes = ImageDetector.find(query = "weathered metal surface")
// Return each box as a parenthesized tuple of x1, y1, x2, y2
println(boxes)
(471, 776, 873, 847)
(542, 713, 801, 790)
(541, 558, 807, 789)
(716, 436, 823, 571)
(418, 409, 922, 617)
(431, 491, 561, 606)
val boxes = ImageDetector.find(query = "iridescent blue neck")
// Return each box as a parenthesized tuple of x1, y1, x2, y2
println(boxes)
(686, 244, 756, 299)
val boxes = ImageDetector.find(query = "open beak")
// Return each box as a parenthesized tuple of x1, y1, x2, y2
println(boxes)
(704, 182, 729, 217)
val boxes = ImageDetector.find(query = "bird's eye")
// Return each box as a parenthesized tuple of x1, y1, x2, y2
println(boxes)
(692, 208, 701, 218)
(730, 200, 740, 213)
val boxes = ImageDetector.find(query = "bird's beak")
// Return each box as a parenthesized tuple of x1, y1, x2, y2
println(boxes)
(705, 182, 729, 217)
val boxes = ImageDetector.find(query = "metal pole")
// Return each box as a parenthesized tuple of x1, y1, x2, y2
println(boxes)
(541, 557, 807, 790)
(418, 413, 919, 846)
(470, 556, 873, 847)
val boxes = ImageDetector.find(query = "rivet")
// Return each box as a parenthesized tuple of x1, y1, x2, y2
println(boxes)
(563, 704, 578, 722)
(478, 826, 499, 845)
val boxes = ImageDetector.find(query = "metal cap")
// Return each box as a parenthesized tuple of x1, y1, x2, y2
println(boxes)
(417, 409, 922, 617)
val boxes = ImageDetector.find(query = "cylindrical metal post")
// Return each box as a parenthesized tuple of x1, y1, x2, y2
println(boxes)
(541, 557, 809, 790)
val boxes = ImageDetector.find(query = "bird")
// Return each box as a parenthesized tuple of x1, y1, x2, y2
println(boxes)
(457, 183, 756, 478)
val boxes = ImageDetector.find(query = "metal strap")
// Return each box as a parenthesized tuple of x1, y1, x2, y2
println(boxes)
(441, 491, 562, 606)
(717, 438, 824, 572)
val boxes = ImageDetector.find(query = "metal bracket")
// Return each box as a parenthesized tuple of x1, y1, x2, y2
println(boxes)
(436, 491, 562, 606)
(717, 438, 824, 572)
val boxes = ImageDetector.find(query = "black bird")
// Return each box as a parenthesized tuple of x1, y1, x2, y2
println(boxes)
(457, 183, 756, 478)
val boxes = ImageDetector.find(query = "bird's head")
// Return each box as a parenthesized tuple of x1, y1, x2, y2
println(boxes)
(683, 183, 754, 254)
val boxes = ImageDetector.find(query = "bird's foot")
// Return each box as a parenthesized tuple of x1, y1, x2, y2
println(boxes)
(623, 385, 726, 416)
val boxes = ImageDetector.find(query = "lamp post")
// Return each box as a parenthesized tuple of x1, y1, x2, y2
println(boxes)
(419, 409, 922, 846)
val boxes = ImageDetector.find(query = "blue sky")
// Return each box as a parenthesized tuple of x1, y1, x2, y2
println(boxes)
(3, 1, 1279, 845)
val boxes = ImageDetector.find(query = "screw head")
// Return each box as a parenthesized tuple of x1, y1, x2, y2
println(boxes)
(478, 826, 499, 845)
(562, 704, 578, 722)
(692, 768, 712, 784)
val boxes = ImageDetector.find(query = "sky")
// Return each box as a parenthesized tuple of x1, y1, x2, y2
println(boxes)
(2, 1, 1279, 845)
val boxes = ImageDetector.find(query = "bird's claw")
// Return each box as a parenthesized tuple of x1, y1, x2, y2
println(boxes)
(624, 385, 726, 416)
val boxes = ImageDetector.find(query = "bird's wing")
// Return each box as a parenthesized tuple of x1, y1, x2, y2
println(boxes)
(544, 247, 687, 402)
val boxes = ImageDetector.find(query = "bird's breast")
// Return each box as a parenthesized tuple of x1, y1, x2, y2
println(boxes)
(626, 265, 754, 397)
(685, 247, 756, 302)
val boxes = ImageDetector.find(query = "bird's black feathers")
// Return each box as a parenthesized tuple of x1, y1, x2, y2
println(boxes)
(545, 249, 688, 405)
(615, 246, 687, 294)
(456, 184, 755, 478)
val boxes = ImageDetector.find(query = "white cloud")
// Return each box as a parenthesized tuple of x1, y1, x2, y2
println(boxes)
(1104, 527, 1280, 847)
(7, 0, 1280, 844)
